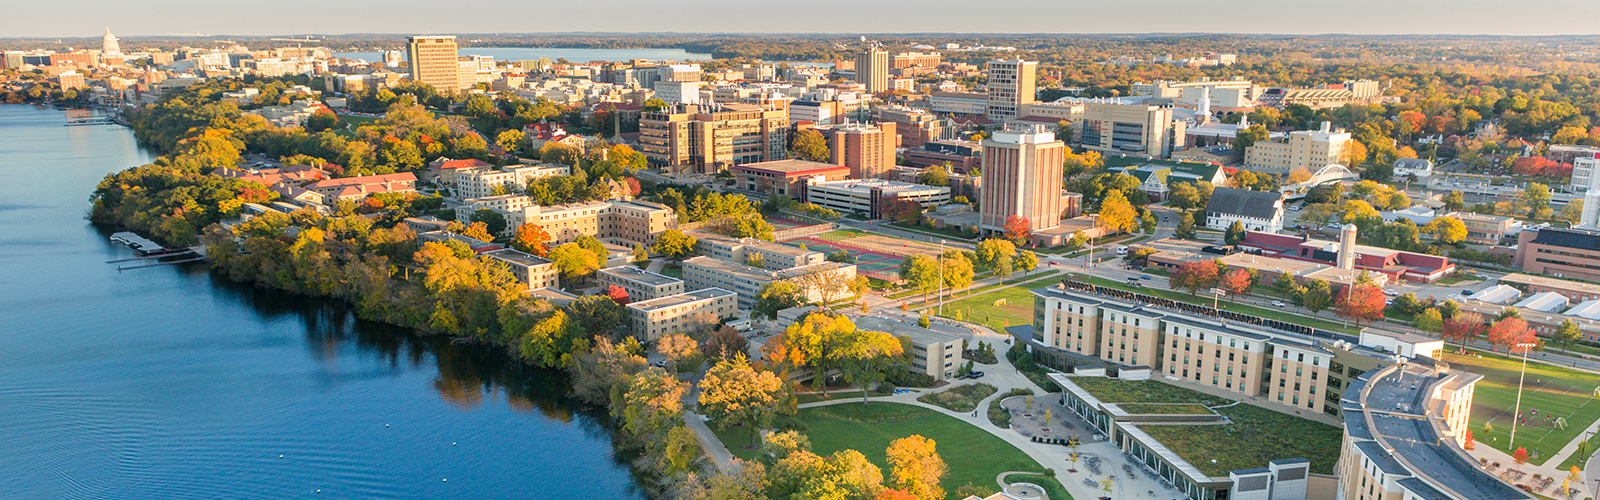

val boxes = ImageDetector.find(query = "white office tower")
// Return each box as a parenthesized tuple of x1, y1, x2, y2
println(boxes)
(1338, 224, 1357, 270)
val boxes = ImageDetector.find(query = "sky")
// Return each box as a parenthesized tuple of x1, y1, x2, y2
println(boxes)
(5, 0, 1600, 38)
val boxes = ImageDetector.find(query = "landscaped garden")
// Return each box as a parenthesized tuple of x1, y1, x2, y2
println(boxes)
(1114, 403, 1215, 415)
(1068, 376, 1340, 477)
(917, 383, 997, 412)
(1440, 349, 1600, 465)
(989, 388, 1036, 428)
(795, 402, 1069, 500)
(1140, 400, 1343, 477)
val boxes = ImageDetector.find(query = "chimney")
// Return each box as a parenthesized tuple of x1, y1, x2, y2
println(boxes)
(1338, 224, 1357, 270)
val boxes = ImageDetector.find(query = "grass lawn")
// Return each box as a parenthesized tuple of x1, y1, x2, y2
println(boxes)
(660, 265, 683, 278)
(797, 402, 1054, 499)
(709, 421, 762, 461)
(1068, 274, 1361, 335)
(934, 273, 1067, 333)
(1115, 403, 1215, 415)
(798, 390, 867, 405)
(1142, 401, 1343, 477)
(888, 222, 975, 241)
(1440, 350, 1600, 465)
(1070, 377, 1229, 406)
(1436, 273, 1486, 286)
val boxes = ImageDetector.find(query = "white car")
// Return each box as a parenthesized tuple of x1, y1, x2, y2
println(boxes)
(1383, 289, 1399, 296)
(1272, 300, 1287, 308)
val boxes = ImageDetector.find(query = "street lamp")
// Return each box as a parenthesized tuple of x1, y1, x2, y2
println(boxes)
(1509, 341, 1539, 451)
(1210, 288, 1227, 310)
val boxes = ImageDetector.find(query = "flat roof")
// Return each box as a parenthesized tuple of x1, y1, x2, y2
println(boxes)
(688, 230, 819, 257)
(1500, 273, 1600, 295)
(851, 315, 962, 346)
(683, 256, 851, 280)
(731, 159, 851, 176)
(484, 248, 553, 266)
(628, 288, 736, 311)
(599, 265, 682, 287)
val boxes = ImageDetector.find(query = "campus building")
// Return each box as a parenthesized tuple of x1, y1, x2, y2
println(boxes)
(304, 172, 417, 202)
(1030, 282, 1443, 419)
(854, 316, 964, 381)
(804, 179, 951, 219)
(681, 257, 856, 309)
(823, 122, 897, 180)
(453, 163, 570, 199)
(407, 35, 461, 91)
(597, 266, 685, 301)
(640, 103, 790, 174)
(985, 59, 1037, 121)
(475, 199, 677, 247)
(482, 249, 560, 291)
(626, 288, 739, 341)
(1514, 227, 1600, 282)
(731, 159, 852, 199)
(1204, 187, 1285, 233)
(1075, 99, 1187, 159)
(856, 46, 890, 94)
(1238, 230, 1455, 284)
(1244, 122, 1353, 174)
(979, 125, 1065, 236)
(687, 230, 826, 270)
(1337, 359, 1529, 500)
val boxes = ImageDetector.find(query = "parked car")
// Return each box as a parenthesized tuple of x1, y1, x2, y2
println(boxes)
(969, 371, 985, 379)
(1140, 275, 1153, 280)
(1272, 300, 1287, 308)
(1383, 289, 1399, 296)
(1462, 290, 1476, 296)
(1288, 205, 1302, 211)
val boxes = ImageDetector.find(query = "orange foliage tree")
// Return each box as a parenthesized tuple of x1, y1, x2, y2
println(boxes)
(1335, 284, 1387, 327)
(511, 223, 552, 256)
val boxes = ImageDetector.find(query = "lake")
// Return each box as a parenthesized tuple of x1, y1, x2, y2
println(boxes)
(336, 47, 711, 64)
(0, 105, 646, 499)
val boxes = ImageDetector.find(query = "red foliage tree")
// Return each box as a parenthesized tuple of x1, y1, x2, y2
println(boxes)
(883, 195, 924, 224)
(623, 177, 642, 196)
(1487, 317, 1537, 352)
(605, 284, 630, 306)
(1218, 268, 1253, 301)
(1003, 215, 1032, 245)
(1335, 284, 1387, 327)
(1513, 447, 1530, 470)
(1441, 312, 1487, 346)
(1463, 429, 1476, 450)
(1170, 260, 1220, 296)
(1510, 157, 1572, 178)
(511, 223, 552, 257)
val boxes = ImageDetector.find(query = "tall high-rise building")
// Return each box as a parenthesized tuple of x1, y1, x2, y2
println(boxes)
(407, 35, 461, 91)
(979, 125, 1064, 235)
(101, 26, 121, 57)
(856, 46, 889, 94)
(985, 59, 1037, 120)
(824, 122, 897, 180)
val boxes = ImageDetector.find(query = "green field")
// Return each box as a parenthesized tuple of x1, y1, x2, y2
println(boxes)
(1070, 377, 1229, 405)
(796, 403, 1064, 500)
(934, 273, 1067, 333)
(1114, 403, 1215, 415)
(1441, 350, 1600, 465)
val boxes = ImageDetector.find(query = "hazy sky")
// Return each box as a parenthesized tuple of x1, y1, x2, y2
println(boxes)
(5, 0, 1600, 38)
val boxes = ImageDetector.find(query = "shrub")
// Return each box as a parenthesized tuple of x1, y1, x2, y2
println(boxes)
(988, 388, 1035, 428)
(917, 383, 997, 412)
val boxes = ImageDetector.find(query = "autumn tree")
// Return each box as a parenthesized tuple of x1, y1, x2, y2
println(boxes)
(606, 284, 631, 305)
(1487, 317, 1537, 352)
(702, 326, 751, 360)
(511, 223, 552, 256)
(1513, 447, 1530, 472)
(1336, 284, 1387, 327)
(1421, 217, 1467, 245)
(1441, 311, 1487, 346)
(1170, 260, 1220, 296)
(899, 254, 942, 302)
(754, 281, 808, 320)
(1218, 268, 1253, 302)
(1414, 308, 1444, 333)
(1016, 250, 1039, 277)
(974, 238, 1016, 274)
(699, 356, 786, 449)
(549, 242, 602, 282)
(833, 327, 905, 404)
(1003, 215, 1032, 245)
(885, 435, 947, 500)
(1098, 189, 1139, 235)
(655, 333, 700, 372)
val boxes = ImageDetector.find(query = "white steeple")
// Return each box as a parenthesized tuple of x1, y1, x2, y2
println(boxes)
(1196, 86, 1212, 124)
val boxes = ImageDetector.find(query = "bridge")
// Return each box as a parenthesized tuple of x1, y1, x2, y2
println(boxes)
(1278, 164, 1356, 201)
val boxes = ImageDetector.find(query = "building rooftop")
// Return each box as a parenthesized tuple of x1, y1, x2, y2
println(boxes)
(1499, 273, 1600, 295)
(1205, 187, 1281, 220)
(599, 265, 682, 287)
(851, 315, 962, 347)
(731, 159, 851, 176)
(1513, 291, 1569, 312)
(628, 288, 736, 311)
(683, 255, 851, 280)
(483, 248, 552, 266)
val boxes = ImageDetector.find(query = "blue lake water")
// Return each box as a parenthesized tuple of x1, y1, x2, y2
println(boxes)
(0, 105, 646, 499)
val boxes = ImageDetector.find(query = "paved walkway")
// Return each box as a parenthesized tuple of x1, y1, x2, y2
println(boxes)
(684, 412, 737, 473)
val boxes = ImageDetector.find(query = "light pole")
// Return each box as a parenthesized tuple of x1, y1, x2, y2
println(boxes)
(938, 239, 946, 316)
(1509, 341, 1539, 451)
(1210, 288, 1227, 311)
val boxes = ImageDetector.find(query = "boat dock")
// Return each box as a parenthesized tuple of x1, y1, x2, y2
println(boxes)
(109, 232, 167, 255)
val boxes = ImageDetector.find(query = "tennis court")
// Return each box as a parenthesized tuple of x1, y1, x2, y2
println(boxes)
(785, 236, 908, 280)
(765, 216, 810, 231)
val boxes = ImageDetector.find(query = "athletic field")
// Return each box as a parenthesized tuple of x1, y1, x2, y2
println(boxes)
(1441, 350, 1600, 465)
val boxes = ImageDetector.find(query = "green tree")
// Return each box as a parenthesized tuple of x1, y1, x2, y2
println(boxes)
(1016, 250, 1039, 276)
(698, 357, 786, 449)
(754, 281, 807, 320)
(1300, 279, 1334, 314)
(1176, 212, 1196, 239)
(833, 328, 905, 404)
(1225, 220, 1247, 245)
(549, 242, 602, 282)
(1554, 319, 1584, 353)
(470, 208, 507, 236)
(899, 254, 942, 301)
(1414, 308, 1444, 332)
(789, 129, 830, 162)
(652, 229, 698, 259)
(1233, 124, 1270, 161)
(1525, 182, 1553, 217)
(1442, 191, 1466, 211)
(917, 165, 950, 187)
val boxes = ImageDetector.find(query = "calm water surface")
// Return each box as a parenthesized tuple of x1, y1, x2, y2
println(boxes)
(0, 105, 645, 499)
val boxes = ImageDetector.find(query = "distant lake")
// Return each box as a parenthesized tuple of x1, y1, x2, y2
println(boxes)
(336, 47, 711, 64)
